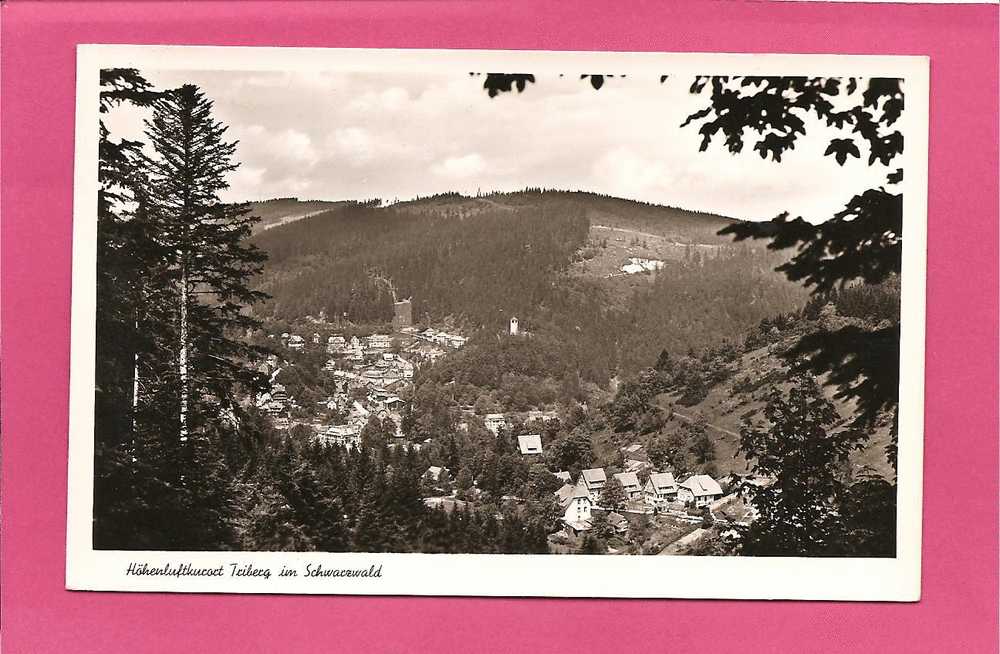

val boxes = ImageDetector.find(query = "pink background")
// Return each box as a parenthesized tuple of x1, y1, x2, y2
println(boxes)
(2, 1, 997, 652)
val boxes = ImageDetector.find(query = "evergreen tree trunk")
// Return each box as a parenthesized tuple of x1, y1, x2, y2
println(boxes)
(178, 259, 189, 442)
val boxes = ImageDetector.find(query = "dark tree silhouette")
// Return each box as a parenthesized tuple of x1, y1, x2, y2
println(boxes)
(684, 75, 904, 466)
(736, 377, 864, 555)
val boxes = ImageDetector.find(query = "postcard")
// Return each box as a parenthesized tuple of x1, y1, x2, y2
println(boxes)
(67, 45, 928, 599)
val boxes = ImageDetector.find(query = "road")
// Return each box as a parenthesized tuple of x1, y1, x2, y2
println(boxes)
(658, 528, 709, 555)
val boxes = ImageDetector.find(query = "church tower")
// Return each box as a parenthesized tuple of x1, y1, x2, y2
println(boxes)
(509, 316, 519, 336)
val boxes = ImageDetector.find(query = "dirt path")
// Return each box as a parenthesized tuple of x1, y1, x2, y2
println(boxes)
(592, 224, 677, 243)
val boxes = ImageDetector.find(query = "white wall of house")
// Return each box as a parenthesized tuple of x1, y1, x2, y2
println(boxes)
(677, 488, 720, 507)
(562, 497, 592, 523)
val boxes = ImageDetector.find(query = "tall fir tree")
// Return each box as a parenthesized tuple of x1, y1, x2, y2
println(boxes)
(94, 69, 169, 548)
(136, 83, 269, 549)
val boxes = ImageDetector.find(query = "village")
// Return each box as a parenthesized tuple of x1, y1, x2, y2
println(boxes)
(421, 425, 755, 555)
(249, 294, 756, 555)
(253, 298, 470, 449)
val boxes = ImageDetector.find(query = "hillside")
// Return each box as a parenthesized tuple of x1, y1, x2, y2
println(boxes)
(655, 332, 895, 480)
(393, 190, 737, 243)
(246, 197, 348, 233)
(593, 282, 901, 482)
(250, 189, 809, 389)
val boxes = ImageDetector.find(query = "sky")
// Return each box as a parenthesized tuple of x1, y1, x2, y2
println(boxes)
(103, 69, 890, 223)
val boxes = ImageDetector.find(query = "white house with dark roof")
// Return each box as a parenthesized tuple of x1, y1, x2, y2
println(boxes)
(613, 471, 643, 501)
(644, 472, 679, 508)
(678, 474, 724, 507)
(517, 434, 543, 456)
(555, 483, 592, 530)
(579, 467, 607, 502)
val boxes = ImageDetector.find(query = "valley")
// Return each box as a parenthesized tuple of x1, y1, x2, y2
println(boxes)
(237, 189, 898, 555)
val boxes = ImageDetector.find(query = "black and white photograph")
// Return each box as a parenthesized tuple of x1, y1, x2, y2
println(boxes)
(67, 46, 928, 599)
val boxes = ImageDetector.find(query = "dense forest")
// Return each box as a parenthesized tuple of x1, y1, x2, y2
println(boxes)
(251, 198, 591, 326)
(252, 191, 808, 397)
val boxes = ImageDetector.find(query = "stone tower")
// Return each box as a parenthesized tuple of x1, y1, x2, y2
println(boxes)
(392, 298, 413, 331)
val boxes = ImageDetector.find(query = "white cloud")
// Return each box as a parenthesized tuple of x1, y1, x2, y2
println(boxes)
(591, 147, 670, 198)
(238, 125, 319, 167)
(108, 68, 893, 220)
(227, 164, 266, 190)
(327, 127, 374, 165)
(431, 154, 487, 179)
(347, 86, 410, 114)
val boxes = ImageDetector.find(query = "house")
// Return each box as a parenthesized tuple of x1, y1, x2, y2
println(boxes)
(525, 409, 558, 423)
(448, 335, 468, 348)
(678, 475, 724, 507)
(606, 511, 629, 535)
(579, 468, 607, 502)
(516, 434, 543, 456)
(398, 359, 415, 379)
(317, 424, 361, 448)
(484, 413, 507, 434)
(555, 483, 592, 529)
(288, 334, 305, 350)
(644, 472, 678, 508)
(613, 471, 643, 501)
(424, 466, 450, 483)
(367, 333, 391, 350)
(553, 471, 572, 484)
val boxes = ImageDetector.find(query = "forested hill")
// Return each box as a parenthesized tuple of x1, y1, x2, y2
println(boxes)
(250, 190, 808, 385)
(251, 192, 592, 327)
(391, 190, 738, 244)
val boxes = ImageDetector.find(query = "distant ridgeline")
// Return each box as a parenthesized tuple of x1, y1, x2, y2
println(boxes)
(251, 189, 809, 385)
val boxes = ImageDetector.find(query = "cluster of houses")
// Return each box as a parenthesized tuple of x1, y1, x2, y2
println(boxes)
(554, 465, 724, 535)
(259, 382, 294, 428)
(313, 385, 410, 448)
(325, 352, 415, 389)
(480, 410, 557, 436)
(325, 333, 392, 362)
(412, 327, 468, 350)
(259, 322, 470, 446)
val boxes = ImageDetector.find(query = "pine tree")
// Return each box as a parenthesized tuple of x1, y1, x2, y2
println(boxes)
(136, 83, 269, 548)
(94, 69, 172, 549)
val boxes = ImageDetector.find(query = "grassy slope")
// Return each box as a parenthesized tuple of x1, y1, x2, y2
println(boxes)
(247, 198, 348, 233)
(651, 332, 895, 480)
